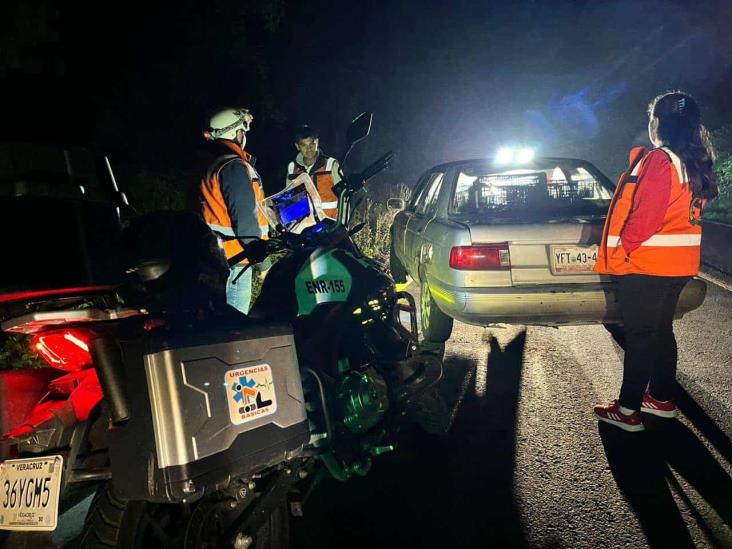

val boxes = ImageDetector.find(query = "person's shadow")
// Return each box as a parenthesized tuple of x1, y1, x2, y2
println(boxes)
(292, 330, 529, 549)
(600, 412, 732, 548)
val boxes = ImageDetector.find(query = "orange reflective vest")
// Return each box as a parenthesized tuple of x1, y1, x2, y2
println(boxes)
(595, 146, 702, 277)
(287, 154, 339, 218)
(200, 140, 269, 264)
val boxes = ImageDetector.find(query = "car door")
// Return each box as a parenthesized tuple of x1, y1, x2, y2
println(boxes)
(405, 171, 444, 276)
(392, 173, 429, 269)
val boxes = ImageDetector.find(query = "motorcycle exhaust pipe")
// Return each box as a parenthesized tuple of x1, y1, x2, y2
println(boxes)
(91, 335, 131, 424)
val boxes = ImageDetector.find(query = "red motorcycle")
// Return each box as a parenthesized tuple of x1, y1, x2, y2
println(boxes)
(0, 144, 312, 547)
(0, 212, 313, 548)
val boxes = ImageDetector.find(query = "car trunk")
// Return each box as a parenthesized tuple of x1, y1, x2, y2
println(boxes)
(468, 217, 606, 286)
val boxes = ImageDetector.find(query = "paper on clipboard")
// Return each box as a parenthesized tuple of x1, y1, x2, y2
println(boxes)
(257, 173, 328, 234)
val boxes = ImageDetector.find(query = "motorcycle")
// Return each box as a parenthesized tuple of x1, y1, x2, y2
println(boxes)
(0, 113, 444, 548)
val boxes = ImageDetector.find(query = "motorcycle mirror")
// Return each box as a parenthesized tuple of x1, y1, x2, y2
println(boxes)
(342, 112, 373, 167)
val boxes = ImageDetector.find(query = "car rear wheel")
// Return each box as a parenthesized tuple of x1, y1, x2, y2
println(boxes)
(389, 240, 408, 283)
(420, 278, 453, 344)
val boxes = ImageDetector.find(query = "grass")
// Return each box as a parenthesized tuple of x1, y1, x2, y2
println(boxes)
(0, 334, 44, 369)
(704, 127, 732, 224)
(350, 183, 411, 266)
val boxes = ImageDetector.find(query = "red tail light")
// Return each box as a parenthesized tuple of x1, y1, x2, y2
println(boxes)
(449, 244, 511, 270)
(32, 329, 94, 372)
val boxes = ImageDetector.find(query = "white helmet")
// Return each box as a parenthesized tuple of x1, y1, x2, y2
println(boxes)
(204, 108, 254, 141)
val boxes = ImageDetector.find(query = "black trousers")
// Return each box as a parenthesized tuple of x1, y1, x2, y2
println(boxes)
(613, 274, 691, 410)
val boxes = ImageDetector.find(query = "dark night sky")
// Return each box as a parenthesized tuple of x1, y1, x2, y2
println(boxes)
(2, 0, 731, 193)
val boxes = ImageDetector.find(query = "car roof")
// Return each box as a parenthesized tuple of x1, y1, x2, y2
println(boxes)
(429, 156, 604, 173)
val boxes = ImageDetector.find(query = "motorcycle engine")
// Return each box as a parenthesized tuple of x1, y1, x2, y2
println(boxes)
(338, 368, 389, 434)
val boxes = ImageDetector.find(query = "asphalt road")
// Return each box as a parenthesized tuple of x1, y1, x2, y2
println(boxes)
(293, 270, 732, 549)
(7, 272, 730, 549)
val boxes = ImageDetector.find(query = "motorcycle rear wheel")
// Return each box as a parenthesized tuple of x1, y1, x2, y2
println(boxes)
(76, 483, 288, 549)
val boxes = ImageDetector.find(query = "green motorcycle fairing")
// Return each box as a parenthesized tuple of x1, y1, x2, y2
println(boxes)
(295, 248, 353, 316)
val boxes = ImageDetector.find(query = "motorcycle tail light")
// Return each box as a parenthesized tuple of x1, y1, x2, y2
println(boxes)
(449, 244, 511, 270)
(32, 329, 94, 372)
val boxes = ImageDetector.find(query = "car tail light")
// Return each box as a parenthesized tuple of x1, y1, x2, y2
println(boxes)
(32, 329, 94, 372)
(449, 244, 511, 270)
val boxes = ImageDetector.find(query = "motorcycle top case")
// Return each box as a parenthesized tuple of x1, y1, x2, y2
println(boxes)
(108, 320, 309, 502)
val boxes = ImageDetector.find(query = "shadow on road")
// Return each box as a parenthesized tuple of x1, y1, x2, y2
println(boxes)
(675, 384, 732, 467)
(435, 329, 529, 549)
(600, 415, 732, 549)
(293, 329, 529, 548)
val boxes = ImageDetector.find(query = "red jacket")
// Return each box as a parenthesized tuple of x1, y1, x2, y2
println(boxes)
(595, 147, 702, 277)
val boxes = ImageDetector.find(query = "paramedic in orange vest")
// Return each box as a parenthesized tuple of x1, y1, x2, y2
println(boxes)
(199, 108, 269, 314)
(593, 92, 718, 432)
(287, 125, 342, 219)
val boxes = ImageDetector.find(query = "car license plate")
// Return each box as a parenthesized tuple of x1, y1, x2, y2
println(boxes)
(551, 245, 598, 274)
(0, 456, 63, 531)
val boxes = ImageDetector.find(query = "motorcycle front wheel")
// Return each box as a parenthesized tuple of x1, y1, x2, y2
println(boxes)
(76, 483, 289, 549)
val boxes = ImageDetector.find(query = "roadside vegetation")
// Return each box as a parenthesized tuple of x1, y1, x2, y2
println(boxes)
(704, 126, 732, 224)
(350, 182, 411, 266)
(0, 335, 44, 369)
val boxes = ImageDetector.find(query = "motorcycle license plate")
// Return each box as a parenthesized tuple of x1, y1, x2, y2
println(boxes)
(0, 456, 63, 531)
(550, 245, 598, 274)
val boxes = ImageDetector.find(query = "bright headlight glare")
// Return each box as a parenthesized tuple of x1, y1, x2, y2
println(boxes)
(516, 148, 535, 163)
(495, 148, 514, 164)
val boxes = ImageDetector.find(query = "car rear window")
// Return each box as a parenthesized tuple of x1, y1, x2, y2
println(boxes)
(450, 160, 613, 223)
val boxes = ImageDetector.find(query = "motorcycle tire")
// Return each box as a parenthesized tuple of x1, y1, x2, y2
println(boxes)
(76, 483, 289, 549)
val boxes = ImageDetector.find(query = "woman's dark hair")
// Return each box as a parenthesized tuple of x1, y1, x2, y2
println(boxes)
(648, 91, 718, 200)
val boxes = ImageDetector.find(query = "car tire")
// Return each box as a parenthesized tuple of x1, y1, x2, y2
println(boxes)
(420, 278, 453, 344)
(389, 239, 408, 283)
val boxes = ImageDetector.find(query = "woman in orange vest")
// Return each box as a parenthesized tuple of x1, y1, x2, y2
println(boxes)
(593, 91, 718, 432)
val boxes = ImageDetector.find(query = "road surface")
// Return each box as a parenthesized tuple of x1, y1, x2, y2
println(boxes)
(293, 269, 732, 548)
(6, 272, 730, 549)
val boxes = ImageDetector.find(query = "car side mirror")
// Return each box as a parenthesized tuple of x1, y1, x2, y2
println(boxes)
(387, 198, 405, 211)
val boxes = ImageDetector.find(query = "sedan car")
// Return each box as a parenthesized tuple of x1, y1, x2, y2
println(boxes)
(389, 155, 706, 344)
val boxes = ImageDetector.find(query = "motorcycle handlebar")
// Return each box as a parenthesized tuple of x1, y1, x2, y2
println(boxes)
(225, 230, 311, 268)
(335, 150, 394, 195)
(358, 151, 394, 183)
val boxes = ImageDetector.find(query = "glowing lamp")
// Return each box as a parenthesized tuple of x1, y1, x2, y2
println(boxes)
(495, 148, 514, 164)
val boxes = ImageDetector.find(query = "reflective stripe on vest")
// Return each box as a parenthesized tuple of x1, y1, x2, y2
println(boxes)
(606, 234, 702, 247)
(201, 147, 268, 264)
(289, 156, 338, 218)
(595, 147, 701, 277)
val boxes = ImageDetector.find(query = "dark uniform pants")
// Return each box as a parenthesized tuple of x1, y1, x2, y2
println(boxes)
(613, 274, 691, 410)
